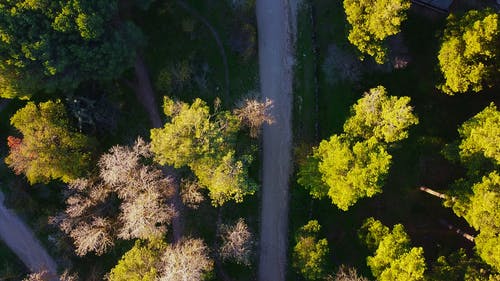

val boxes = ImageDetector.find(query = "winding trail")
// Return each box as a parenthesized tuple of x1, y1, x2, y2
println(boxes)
(256, 0, 296, 280)
(0, 191, 58, 279)
(132, 54, 184, 243)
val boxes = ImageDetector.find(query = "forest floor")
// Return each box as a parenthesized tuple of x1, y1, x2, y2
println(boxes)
(256, 0, 296, 280)
(0, 191, 57, 280)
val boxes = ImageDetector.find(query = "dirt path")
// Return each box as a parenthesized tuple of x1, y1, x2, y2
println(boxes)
(256, 0, 296, 280)
(0, 191, 58, 279)
(175, 0, 230, 101)
(132, 54, 184, 243)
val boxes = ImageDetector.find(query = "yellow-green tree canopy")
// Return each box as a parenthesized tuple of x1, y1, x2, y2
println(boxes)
(318, 136, 391, 210)
(0, 0, 141, 99)
(109, 240, 165, 281)
(458, 103, 500, 164)
(150, 97, 257, 206)
(292, 220, 329, 280)
(343, 0, 410, 64)
(344, 86, 419, 143)
(5, 100, 94, 184)
(109, 238, 213, 281)
(460, 172, 500, 272)
(298, 86, 417, 210)
(361, 218, 426, 281)
(441, 103, 500, 272)
(438, 9, 499, 95)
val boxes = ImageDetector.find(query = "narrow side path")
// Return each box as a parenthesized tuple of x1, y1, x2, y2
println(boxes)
(0, 191, 58, 279)
(256, 0, 296, 280)
(132, 54, 184, 243)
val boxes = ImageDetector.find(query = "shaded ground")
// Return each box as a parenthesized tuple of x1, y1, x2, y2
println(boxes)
(0, 191, 57, 279)
(256, 0, 296, 280)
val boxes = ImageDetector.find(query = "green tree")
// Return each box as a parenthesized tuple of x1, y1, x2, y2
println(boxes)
(361, 218, 426, 281)
(438, 9, 499, 95)
(343, 86, 419, 143)
(454, 172, 500, 272)
(298, 86, 416, 210)
(438, 104, 500, 272)
(150, 97, 257, 206)
(343, 0, 410, 63)
(109, 240, 166, 281)
(5, 100, 94, 184)
(0, 0, 141, 99)
(300, 135, 392, 211)
(292, 220, 329, 280)
(428, 249, 500, 281)
(457, 103, 500, 164)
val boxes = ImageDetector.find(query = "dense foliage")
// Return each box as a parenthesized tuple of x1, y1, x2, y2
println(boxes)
(150, 97, 257, 206)
(292, 220, 329, 280)
(300, 136, 392, 210)
(361, 218, 426, 281)
(344, 86, 419, 143)
(109, 238, 213, 281)
(109, 240, 163, 281)
(343, 0, 410, 63)
(457, 103, 500, 163)
(5, 100, 94, 184)
(439, 103, 500, 273)
(298, 86, 417, 210)
(0, 0, 141, 99)
(438, 9, 499, 95)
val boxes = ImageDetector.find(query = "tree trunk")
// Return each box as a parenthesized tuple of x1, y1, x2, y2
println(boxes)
(439, 219, 475, 242)
(419, 186, 447, 199)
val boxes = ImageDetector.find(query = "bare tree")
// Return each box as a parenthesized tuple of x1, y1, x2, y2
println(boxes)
(22, 271, 51, 281)
(328, 265, 368, 281)
(98, 137, 152, 189)
(54, 138, 176, 256)
(23, 270, 79, 281)
(218, 218, 254, 265)
(180, 179, 205, 209)
(118, 190, 176, 240)
(52, 178, 115, 256)
(158, 238, 213, 281)
(70, 217, 115, 256)
(234, 97, 274, 138)
(59, 271, 79, 281)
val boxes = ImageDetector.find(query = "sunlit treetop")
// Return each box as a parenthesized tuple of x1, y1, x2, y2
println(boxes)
(438, 9, 499, 95)
(5, 100, 94, 184)
(458, 102, 500, 164)
(343, 0, 410, 63)
(344, 86, 419, 143)
(150, 96, 257, 206)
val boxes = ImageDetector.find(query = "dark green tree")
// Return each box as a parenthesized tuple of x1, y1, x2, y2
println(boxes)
(0, 0, 141, 99)
(428, 249, 500, 281)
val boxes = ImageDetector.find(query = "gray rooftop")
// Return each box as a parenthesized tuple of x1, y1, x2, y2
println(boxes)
(412, 0, 454, 11)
